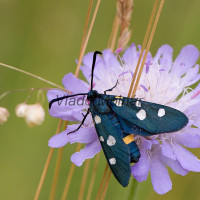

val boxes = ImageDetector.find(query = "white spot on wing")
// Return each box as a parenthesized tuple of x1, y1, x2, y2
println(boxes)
(99, 136, 104, 142)
(158, 108, 165, 117)
(136, 109, 146, 120)
(113, 99, 123, 106)
(94, 115, 101, 124)
(107, 135, 116, 146)
(135, 101, 141, 107)
(109, 157, 116, 165)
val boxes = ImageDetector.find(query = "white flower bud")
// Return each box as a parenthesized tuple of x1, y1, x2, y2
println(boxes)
(15, 103, 28, 117)
(24, 103, 45, 127)
(0, 107, 9, 125)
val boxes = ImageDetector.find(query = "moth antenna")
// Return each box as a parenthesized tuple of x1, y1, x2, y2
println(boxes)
(49, 93, 87, 109)
(104, 79, 119, 94)
(67, 109, 90, 135)
(90, 51, 102, 90)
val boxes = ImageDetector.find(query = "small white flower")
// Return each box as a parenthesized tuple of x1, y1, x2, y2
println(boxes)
(0, 107, 9, 125)
(24, 103, 45, 127)
(16, 103, 45, 127)
(15, 103, 28, 117)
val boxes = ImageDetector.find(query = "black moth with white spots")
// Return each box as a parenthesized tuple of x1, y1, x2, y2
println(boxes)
(49, 51, 188, 187)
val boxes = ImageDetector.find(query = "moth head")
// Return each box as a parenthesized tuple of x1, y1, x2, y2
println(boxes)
(87, 90, 99, 101)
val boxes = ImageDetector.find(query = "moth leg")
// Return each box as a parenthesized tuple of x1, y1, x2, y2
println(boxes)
(104, 79, 118, 94)
(67, 108, 90, 135)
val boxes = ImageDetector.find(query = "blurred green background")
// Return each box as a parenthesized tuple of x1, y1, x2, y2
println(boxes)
(0, 0, 200, 199)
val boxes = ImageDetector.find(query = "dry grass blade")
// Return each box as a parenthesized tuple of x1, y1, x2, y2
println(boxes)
(130, 0, 165, 97)
(96, 164, 109, 200)
(128, 0, 160, 97)
(75, 0, 102, 77)
(61, 143, 82, 200)
(100, 170, 112, 200)
(108, 14, 120, 51)
(49, 148, 64, 200)
(0, 63, 66, 91)
(75, 0, 93, 76)
(78, 159, 91, 200)
(34, 120, 63, 200)
(117, 0, 134, 50)
(49, 122, 68, 200)
(34, 148, 54, 200)
(86, 153, 101, 200)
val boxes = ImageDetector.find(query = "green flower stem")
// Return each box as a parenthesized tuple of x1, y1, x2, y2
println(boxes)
(127, 179, 139, 200)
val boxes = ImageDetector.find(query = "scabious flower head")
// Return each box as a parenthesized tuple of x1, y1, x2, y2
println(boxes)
(0, 107, 9, 124)
(16, 103, 45, 127)
(47, 44, 200, 194)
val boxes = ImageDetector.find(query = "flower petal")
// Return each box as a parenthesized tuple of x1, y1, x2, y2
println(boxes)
(175, 128, 200, 148)
(131, 149, 150, 177)
(47, 89, 68, 102)
(47, 89, 87, 121)
(80, 65, 91, 83)
(154, 44, 173, 71)
(180, 64, 200, 87)
(161, 156, 188, 176)
(49, 106, 85, 121)
(62, 73, 89, 93)
(161, 140, 176, 160)
(82, 52, 102, 68)
(103, 49, 121, 71)
(150, 156, 172, 194)
(134, 174, 149, 182)
(122, 44, 138, 67)
(48, 130, 69, 148)
(81, 52, 104, 83)
(141, 137, 152, 150)
(173, 143, 200, 172)
(67, 125, 97, 144)
(82, 52, 94, 67)
(71, 140, 101, 166)
(172, 45, 199, 77)
(48, 124, 97, 148)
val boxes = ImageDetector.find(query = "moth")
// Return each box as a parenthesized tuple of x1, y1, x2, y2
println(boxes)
(49, 51, 188, 187)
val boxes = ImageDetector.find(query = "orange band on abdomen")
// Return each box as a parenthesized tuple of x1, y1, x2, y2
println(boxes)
(123, 134, 134, 144)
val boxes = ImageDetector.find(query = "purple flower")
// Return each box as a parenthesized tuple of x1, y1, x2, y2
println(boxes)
(47, 44, 200, 194)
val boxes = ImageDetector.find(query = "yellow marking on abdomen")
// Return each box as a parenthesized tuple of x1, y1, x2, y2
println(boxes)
(123, 134, 134, 144)
(115, 96, 123, 99)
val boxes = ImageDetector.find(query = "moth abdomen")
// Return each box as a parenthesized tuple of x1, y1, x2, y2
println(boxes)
(123, 134, 141, 163)
(107, 112, 141, 163)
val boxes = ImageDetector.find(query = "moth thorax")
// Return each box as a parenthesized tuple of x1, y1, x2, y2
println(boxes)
(93, 98, 110, 114)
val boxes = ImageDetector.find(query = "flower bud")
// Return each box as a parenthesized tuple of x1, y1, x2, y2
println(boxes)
(15, 103, 28, 117)
(0, 107, 9, 125)
(24, 103, 45, 127)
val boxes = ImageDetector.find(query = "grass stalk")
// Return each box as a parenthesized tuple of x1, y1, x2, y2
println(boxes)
(78, 159, 91, 200)
(61, 143, 82, 200)
(34, 119, 63, 200)
(49, 122, 68, 200)
(86, 153, 101, 200)
(96, 164, 109, 200)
